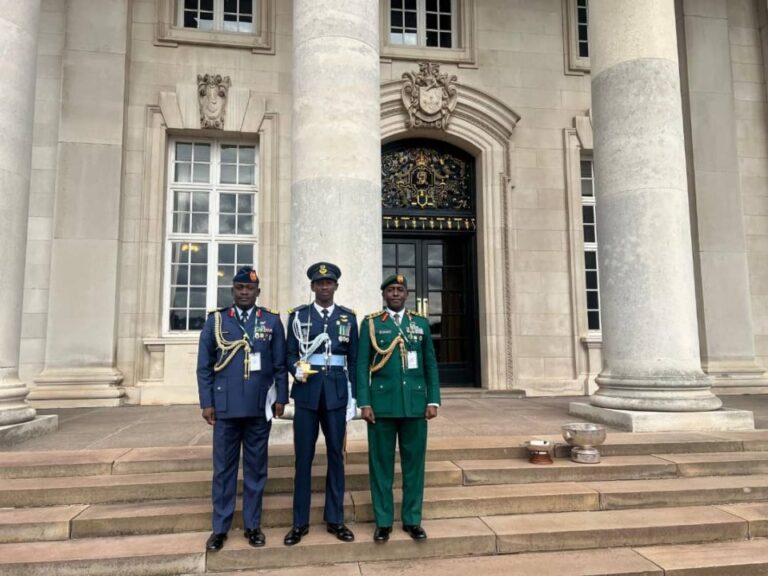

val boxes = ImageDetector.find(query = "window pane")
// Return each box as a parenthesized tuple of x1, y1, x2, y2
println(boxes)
(586, 270, 598, 290)
(169, 309, 187, 330)
(238, 20, 253, 32)
(404, 32, 418, 45)
(220, 193, 236, 213)
(171, 264, 189, 285)
(195, 143, 211, 162)
(191, 214, 208, 234)
(586, 290, 599, 310)
(587, 311, 600, 330)
(221, 165, 237, 184)
(391, 11, 403, 27)
(404, 0, 417, 8)
(237, 194, 253, 213)
(239, 146, 255, 163)
(218, 287, 231, 307)
(584, 251, 597, 269)
(238, 243, 253, 263)
(174, 191, 190, 211)
(401, 267, 416, 289)
(428, 268, 443, 290)
(439, 14, 451, 29)
(241, 0, 253, 14)
(440, 32, 452, 47)
(221, 145, 237, 164)
(201, 0, 213, 11)
(189, 287, 207, 308)
(382, 267, 396, 280)
(175, 163, 191, 183)
(427, 244, 442, 265)
(579, 42, 589, 58)
(192, 192, 209, 212)
(224, 0, 237, 11)
(405, 11, 417, 28)
(191, 242, 208, 263)
(190, 264, 207, 284)
(219, 243, 235, 263)
(580, 160, 592, 178)
(223, 20, 238, 31)
(238, 215, 253, 234)
(171, 287, 188, 307)
(176, 142, 193, 161)
(582, 205, 594, 224)
(398, 244, 415, 265)
(426, 13, 437, 29)
(193, 163, 210, 183)
(185, 0, 198, 9)
(219, 265, 235, 285)
(220, 214, 236, 234)
(392, 0, 402, 7)
(581, 178, 593, 197)
(383, 244, 396, 265)
(188, 309, 207, 330)
(584, 225, 595, 244)
(426, 31, 438, 46)
(390, 32, 403, 44)
(239, 165, 254, 185)
(440, 0, 450, 11)
(172, 213, 185, 234)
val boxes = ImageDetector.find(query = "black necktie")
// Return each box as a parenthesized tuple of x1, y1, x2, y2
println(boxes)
(393, 312, 400, 325)
(322, 309, 329, 323)
(240, 310, 248, 324)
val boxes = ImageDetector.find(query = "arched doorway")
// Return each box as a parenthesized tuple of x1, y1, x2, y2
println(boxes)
(381, 138, 479, 387)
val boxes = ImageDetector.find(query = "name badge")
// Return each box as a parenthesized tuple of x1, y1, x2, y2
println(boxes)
(407, 351, 418, 370)
(250, 352, 262, 372)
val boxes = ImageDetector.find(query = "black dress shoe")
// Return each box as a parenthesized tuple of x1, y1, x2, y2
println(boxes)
(373, 526, 392, 543)
(283, 525, 309, 546)
(402, 524, 427, 541)
(326, 523, 355, 542)
(244, 527, 265, 547)
(205, 532, 227, 551)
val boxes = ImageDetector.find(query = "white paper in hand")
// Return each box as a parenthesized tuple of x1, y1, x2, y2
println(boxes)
(345, 380, 357, 422)
(264, 382, 277, 421)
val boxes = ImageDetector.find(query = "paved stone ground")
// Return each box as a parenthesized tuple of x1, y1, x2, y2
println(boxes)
(5, 392, 768, 452)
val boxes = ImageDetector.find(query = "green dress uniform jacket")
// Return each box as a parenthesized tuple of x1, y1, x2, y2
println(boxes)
(356, 309, 440, 528)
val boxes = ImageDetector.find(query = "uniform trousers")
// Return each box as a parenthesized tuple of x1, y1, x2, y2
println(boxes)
(367, 417, 427, 527)
(212, 416, 271, 534)
(292, 385, 347, 527)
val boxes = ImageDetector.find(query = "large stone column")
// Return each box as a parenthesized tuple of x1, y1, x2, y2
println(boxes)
(0, 0, 57, 443)
(290, 0, 382, 314)
(570, 0, 752, 430)
(28, 1, 129, 407)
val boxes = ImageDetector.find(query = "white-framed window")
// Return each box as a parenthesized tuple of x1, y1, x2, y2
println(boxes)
(564, 0, 590, 74)
(179, 0, 254, 34)
(155, 0, 274, 53)
(389, 0, 456, 48)
(580, 159, 601, 332)
(165, 140, 259, 332)
(380, 0, 476, 66)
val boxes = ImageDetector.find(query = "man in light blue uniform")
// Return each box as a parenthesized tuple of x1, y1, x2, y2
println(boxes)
(197, 266, 288, 551)
(283, 262, 358, 546)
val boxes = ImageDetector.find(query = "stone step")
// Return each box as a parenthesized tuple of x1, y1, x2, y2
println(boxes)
(0, 519, 496, 576)
(0, 461, 462, 507)
(481, 505, 748, 553)
(5, 481, 598, 541)
(633, 538, 768, 575)
(0, 531, 206, 576)
(458, 454, 679, 484)
(184, 538, 768, 576)
(654, 450, 768, 477)
(5, 431, 768, 478)
(584, 473, 768, 509)
(69, 493, 355, 538)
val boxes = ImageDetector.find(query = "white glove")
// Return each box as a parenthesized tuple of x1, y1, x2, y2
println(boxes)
(294, 365, 305, 382)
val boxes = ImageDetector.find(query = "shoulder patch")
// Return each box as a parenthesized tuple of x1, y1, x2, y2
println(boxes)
(408, 308, 427, 319)
(365, 309, 386, 320)
(288, 303, 309, 315)
(337, 304, 356, 316)
(259, 306, 280, 316)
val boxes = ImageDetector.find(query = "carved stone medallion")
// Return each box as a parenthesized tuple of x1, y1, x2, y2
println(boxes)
(197, 73, 231, 129)
(401, 62, 458, 130)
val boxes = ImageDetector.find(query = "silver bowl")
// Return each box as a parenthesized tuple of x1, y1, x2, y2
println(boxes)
(562, 423, 606, 464)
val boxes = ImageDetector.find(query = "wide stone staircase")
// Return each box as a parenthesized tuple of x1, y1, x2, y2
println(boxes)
(2, 431, 768, 575)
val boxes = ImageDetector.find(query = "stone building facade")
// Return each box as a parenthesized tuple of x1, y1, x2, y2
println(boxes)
(2, 0, 768, 432)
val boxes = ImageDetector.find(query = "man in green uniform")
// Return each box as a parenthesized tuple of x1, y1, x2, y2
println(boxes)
(356, 274, 440, 543)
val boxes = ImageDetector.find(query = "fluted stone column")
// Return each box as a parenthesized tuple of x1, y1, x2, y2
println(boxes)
(290, 0, 381, 314)
(0, 0, 57, 443)
(569, 0, 752, 430)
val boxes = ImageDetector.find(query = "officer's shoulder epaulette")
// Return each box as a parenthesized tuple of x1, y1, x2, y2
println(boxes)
(288, 303, 310, 315)
(207, 306, 228, 315)
(337, 304, 356, 316)
(259, 305, 280, 316)
(365, 309, 386, 320)
(409, 309, 427, 319)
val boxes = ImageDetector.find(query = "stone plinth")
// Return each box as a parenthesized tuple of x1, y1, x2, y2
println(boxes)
(570, 402, 755, 432)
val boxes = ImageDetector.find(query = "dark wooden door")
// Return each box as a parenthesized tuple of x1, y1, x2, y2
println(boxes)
(382, 236, 478, 386)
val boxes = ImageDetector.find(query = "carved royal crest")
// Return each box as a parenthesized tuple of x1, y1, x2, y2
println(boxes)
(401, 62, 458, 130)
(197, 73, 231, 130)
